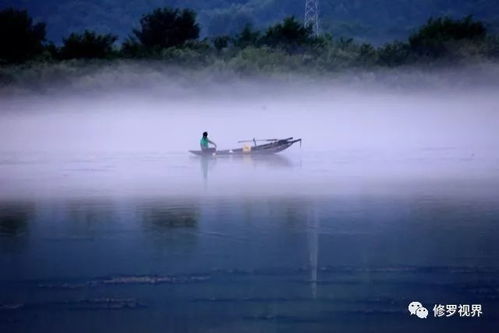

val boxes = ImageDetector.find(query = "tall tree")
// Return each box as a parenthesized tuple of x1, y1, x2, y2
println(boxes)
(262, 16, 316, 53)
(409, 16, 487, 57)
(132, 7, 200, 49)
(60, 30, 117, 59)
(0, 8, 46, 63)
(233, 24, 260, 49)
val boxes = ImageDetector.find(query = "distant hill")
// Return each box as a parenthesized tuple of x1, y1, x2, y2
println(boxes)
(2, 0, 499, 44)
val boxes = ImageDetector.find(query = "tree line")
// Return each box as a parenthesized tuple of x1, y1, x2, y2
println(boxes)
(3, 0, 498, 44)
(1, 7, 498, 70)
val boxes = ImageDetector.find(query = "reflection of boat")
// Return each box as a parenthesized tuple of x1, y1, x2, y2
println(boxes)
(308, 207, 319, 299)
(195, 151, 292, 185)
(189, 137, 301, 156)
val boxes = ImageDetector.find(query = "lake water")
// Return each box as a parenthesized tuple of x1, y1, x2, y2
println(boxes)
(1, 148, 499, 332)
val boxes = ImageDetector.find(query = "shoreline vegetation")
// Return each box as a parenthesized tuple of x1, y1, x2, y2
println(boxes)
(1, 7, 499, 92)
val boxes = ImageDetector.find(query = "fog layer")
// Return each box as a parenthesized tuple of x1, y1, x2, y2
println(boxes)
(1, 65, 498, 199)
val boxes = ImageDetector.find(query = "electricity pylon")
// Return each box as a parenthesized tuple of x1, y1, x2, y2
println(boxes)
(304, 0, 319, 36)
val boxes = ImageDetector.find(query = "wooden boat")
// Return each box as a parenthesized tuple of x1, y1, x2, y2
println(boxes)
(189, 137, 301, 156)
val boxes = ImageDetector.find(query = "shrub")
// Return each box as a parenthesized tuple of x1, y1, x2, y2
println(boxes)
(227, 47, 304, 73)
(233, 24, 260, 49)
(213, 36, 231, 51)
(356, 43, 378, 66)
(377, 41, 411, 66)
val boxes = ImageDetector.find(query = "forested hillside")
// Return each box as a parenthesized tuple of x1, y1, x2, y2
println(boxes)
(1, 0, 499, 43)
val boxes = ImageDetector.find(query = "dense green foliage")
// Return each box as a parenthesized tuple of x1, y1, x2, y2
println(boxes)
(261, 17, 318, 53)
(0, 8, 45, 63)
(1, 6, 498, 78)
(212, 35, 230, 51)
(377, 42, 411, 66)
(233, 24, 261, 49)
(131, 8, 199, 50)
(59, 31, 117, 59)
(409, 16, 487, 58)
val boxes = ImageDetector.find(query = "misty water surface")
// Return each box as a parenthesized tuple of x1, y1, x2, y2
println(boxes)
(1, 69, 499, 332)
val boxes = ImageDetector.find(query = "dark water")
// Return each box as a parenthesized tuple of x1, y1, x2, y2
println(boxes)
(1, 150, 499, 332)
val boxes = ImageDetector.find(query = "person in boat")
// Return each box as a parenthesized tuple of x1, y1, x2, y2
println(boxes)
(200, 131, 217, 152)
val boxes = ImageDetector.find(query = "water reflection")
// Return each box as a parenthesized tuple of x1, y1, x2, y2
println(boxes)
(141, 204, 198, 230)
(307, 206, 319, 299)
(1, 194, 499, 332)
(64, 200, 116, 238)
(198, 156, 215, 183)
(0, 202, 34, 236)
(196, 154, 293, 183)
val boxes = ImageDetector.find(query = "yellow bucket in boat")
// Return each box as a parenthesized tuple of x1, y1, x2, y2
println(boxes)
(242, 144, 252, 153)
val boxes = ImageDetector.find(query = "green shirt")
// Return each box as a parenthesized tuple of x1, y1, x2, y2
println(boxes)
(200, 137, 209, 148)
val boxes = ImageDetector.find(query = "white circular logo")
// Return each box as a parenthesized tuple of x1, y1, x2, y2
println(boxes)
(416, 307, 429, 319)
(408, 301, 428, 319)
(408, 301, 423, 315)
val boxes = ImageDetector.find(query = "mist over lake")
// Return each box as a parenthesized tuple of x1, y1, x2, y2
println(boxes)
(1, 65, 499, 332)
